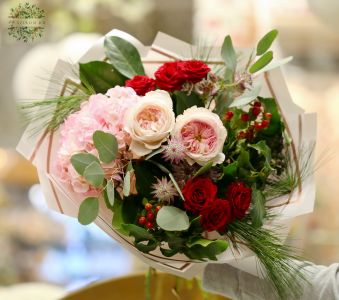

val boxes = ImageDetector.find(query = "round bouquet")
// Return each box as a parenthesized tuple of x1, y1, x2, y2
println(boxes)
(18, 29, 317, 299)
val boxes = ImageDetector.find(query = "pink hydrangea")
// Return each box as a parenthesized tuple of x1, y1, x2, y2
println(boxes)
(55, 86, 139, 195)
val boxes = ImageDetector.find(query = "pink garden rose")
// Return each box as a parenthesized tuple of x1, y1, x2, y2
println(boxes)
(124, 90, 175, 156)
(171, 106, 227, 166)
(55, 86, 139, 195)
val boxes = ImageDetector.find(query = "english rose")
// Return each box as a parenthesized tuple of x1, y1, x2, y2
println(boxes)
(182, 177, 217, 215)
(124, 90, 175, 156)
(227, 182, 252, 219)
(201, 199, 232, 232)
(172, 106, 227, 166)
(180, 60, 210, 83)
(125, 75, 156, 96)
(154, 61, 184, 92)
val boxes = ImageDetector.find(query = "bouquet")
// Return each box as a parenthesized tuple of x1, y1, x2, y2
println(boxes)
(18, 29, 317, 299)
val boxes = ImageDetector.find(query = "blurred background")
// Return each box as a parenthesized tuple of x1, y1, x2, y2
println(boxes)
(0, 0, 339, 298)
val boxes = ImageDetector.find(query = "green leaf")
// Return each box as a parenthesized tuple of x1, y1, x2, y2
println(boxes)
(106, 180, 115, 206)
(250, 189, 266, 228)
(175, 91, 204, 116)
(229, 84, 262, 108)
(121, 224, 153, 242)
(223, 161, 238, 177)
(160, 247, 180, 257)
(249, 51, 273, 74)
(255, 56, 293, 74)
(111, 195, 129, 235)
(78, 197, 99, 225)
(237, 148, 254, 170)
(156, 206, 189, 231)
(123, 171, 131, 197)
(104, 36, 145, 78)
(93, 130, 118, 163)
(79, 61, 127, 93)
(185, 239, 228, 261)
(135, 240, 158, 253)
(221, 35, 237, 82)
(256, 29, 278, 56)
(193, 161, 213, 178)
(134, 161, 164, 197)
(121, 195, 141, 224)
(70, 153, 100, 176)
(248, 140, 273, 172)
(83, 161, 104, 187)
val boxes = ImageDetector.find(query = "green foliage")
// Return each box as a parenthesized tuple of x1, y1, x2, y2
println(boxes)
(106, 180, 115, 206)
(78, 197, 99, 225)
(134, 161, 165, 197)
(256, 29, 278, 56)
(156, 206, 189, 231)
(121, 195, 142, 224)
(222, 161, 238, 177)
(250, 189, 266, 228)
(71, 153, 100, 176)
(123, 170, 131, 197)
(79, 61, 127, 93)
(93, 130, 118, 163)
(104, 36, 145, 78)
(83, 161, 104, 187)
(185, 239, 228, 261)
(221, 35, 237, 82)
(193, 161, 213, 178)
(122, 224, 158, 253)
(249, 51, 273, 74)
(174, 91, 204, 116)
(229, 84, 261, 107)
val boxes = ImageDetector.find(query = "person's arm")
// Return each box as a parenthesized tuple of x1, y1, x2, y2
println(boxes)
(202, 260, 339, 300)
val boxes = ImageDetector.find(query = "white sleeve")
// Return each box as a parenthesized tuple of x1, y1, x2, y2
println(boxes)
(202, 261, 339, 300)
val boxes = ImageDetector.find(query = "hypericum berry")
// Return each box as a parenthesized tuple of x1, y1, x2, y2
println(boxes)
(155, 205, 161, 212)
(146, 222, 154, 229)
(253, 101, 261, 107)
(261, 119, 270, 128)
(241, 113, 249, 122)
(138, 216, 146, 225)
(252, 106, 261, 116)
(237, 131, 247, 139)
(254, 122, 263, 130)
(264, 112, 272, 119)
(224, 111, 234, 121)
(147, 212, 155, 221)
(145, 203, 153, 211)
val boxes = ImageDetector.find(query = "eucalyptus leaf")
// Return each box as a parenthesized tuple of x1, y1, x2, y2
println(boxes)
(255, 56, 293, 75)
(83, 161, 104, 187)
(256, 29, 278, 56)
(104, 36, 145, 78)
(249, 51, 273, 74)
(78, 197, 99, 225)
(221, 35, 237, 82)
(250, 189, 266, 228)
(93, 130, 118, 163)
(79, 61, 127, 93)
(229, 84, 262, 108)
(106, 180, 115, 206)
(70, 153, 100, 176)
(156, 206, 189, 231)
(123, 171, 131, 197)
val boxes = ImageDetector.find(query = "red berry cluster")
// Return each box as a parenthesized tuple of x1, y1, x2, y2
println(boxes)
(138, 203, 162, 230)
(224, 101, 272, 141)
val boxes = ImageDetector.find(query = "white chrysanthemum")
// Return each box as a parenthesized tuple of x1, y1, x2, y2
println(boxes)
(151, 177, 178, 204)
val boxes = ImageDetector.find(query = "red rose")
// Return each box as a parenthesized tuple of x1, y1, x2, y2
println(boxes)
(201, 199, 232, 232)
(182, 177, 217, 215)
(125, 75, 156, 96)
(179, 60, 210, 83)
(227, 182, 252, 219)
(154, 62, 185, 92)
